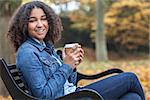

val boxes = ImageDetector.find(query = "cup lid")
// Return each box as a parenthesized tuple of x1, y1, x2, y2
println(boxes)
(64, 43, 77, 48)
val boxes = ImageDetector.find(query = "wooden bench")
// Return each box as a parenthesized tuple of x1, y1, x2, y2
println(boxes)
(0, 58, 123, 100)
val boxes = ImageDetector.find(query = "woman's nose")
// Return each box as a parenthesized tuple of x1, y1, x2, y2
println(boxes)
(36, 20, 43, 27)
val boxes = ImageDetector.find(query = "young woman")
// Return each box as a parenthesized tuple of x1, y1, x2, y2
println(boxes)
(7, 1, 145, 100)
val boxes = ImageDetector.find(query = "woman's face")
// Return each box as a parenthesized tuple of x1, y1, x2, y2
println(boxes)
(28, 7, 49, 42)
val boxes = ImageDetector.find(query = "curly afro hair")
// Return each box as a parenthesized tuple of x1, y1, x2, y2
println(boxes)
(7, 1, 63, 51)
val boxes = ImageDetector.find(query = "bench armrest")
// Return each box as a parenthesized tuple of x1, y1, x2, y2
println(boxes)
(77, 68, 123, 82)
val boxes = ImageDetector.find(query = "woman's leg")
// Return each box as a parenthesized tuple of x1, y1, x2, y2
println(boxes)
(119, 92, 142, 100)
(77, 72, 145, 100)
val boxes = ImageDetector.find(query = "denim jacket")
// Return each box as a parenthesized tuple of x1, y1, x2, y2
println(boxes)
(16, 38, 77, 99)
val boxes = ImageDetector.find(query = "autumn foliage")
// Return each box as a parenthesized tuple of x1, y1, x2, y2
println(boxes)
(104, 0, 150, 51)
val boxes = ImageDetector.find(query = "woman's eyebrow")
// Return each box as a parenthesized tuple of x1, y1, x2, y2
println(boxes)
(41, 15, 46, 17)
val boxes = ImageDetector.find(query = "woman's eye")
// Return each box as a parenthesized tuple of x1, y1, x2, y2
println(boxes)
(41, 17, 47, 20)
(28, 19, 36, 23)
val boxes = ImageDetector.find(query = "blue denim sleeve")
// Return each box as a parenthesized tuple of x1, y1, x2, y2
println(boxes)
(68, 71, 77, 85)
(16, 49, 73, 99)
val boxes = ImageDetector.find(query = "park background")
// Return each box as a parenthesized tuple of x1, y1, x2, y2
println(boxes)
(0, 0, 149, 99)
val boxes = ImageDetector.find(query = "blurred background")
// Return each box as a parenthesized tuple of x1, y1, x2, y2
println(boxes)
(0, 0, 150, 99)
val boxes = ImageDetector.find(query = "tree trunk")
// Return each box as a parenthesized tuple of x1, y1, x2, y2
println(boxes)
(95, 0, 108, 61)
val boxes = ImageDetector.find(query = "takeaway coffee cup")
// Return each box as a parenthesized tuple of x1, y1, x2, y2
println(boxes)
(64, 43, 78, 55)
(64, 43, 82, 65)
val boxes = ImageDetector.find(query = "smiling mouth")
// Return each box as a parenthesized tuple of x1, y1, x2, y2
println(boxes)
(35, 28, 45, 34)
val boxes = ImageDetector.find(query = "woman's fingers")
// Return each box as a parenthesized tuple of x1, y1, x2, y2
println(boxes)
(63, 44, 84, 68)
(72, 47, 84, 55)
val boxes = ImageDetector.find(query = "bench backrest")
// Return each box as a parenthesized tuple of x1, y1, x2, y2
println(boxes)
(0, 58, 38, 99)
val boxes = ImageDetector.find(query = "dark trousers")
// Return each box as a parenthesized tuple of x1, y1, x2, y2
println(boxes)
(77, 72, 145, 100)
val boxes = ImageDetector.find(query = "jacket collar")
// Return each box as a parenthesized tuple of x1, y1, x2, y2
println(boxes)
(26, 37, 54, 53)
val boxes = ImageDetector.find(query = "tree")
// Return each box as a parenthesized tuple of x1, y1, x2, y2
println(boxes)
(67, 0, 109, 61)
(0, 0, 21, 62)
(0, 0, 21, 16)
(95, 0, 108, 61)
(104, 0, 150, 53)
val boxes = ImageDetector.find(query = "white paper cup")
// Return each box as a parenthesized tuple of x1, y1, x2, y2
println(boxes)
(64, 43, 78, 55)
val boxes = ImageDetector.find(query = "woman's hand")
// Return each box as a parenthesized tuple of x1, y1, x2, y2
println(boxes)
(62, 44, 84, 69)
